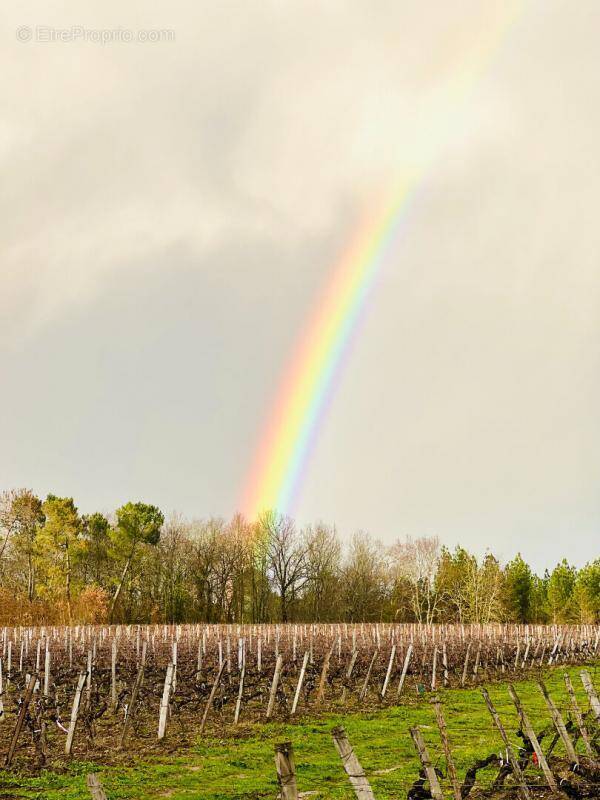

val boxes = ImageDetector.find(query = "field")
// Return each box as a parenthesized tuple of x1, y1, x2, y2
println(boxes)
(0, 624, 599, 799)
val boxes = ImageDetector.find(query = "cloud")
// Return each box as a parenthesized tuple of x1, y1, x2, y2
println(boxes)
(1, 0, 599, 568)
(1, 0, 519, 340)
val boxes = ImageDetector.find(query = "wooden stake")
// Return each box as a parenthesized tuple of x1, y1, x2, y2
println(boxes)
(291, 651, 309, 716)
(409, 726, 444, 800)
(199, 659, 225, 734)
(472, 641, 481, 677)
(332, 725, 376, 800)
(461, 642, 471, 687)
(5, 673, 36, 767)
(381, 645, 396, 698)
(580, 670, 600, 720)
(234, 657, 245, 725)
(507, 684, 559, 793)
(442, 642, 449, 687)
(85, 650, 93, 705)
(537, 680, 578, 765)
(110, 638, 117, 711)
(564, 673, 593, 756)
(316, 645, 333, 705)
(43, 642, 50, 697)
(397, 643, 413, 697)
(86, 774, 108, 800)
(342, 649, 358, 704)
(431, 647, 438, 691)
(431, 697, 461, 800)
(274, 741, 299, 800)
(157, 663, 174, 740)
(65, 672, 87, 756)
(119, 641, 146, 748)
(266, 654, 283, 719)
(481, 688, 531, 800)
(359, 650, 378, 702)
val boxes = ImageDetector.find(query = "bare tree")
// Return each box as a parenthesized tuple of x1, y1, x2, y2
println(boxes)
(187, 519, 219, 622)
(436, 546, 504, 623)
(263, 512, 306, 623)
(303, 524, 341, 621)
(342, 532, 389, 621)
(390, 536, 441, 624)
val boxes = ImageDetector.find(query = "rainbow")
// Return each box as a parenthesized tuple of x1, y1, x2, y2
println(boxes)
(240, 3, 523, 520)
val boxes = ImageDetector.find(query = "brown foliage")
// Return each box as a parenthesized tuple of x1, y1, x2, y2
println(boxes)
(73, 584, 110, 623)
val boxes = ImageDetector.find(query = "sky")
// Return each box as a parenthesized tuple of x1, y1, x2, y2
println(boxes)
(1, 0, 599, 572)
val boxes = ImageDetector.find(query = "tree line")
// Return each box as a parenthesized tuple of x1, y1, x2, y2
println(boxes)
(0, 488, 598, 625)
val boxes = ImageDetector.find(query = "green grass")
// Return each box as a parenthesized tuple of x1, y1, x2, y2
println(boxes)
(1, 665, 598, 799)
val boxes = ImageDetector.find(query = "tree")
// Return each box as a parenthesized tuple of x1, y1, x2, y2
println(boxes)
(575, 560, 600, 622)
(109, 502, 163, 622)
(37, 495, 82, 623)
(473, 553, 504, 622)
(0, 490, 19, 566)
(0, 489, 44, 599)
(435, 546, 474, 622)
(435, 547, 503, 623)
(342, 532, 388, 621)
(188, 519, 221, 623)
(81, 512, 111, 585)
(547, 559, 577, 623)
(249, 518, 273, 624)
(502, 554, 533, 622)
(530, 572, 550, 623)
(390, 536, 441, 623)
(263, 511, 306, 623)
(154, 514, 195, 623)
(227, 514, 254, 623)
(303, 524, 341, 621)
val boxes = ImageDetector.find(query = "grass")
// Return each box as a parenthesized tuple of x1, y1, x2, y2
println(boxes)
(1, 664, 598, 799)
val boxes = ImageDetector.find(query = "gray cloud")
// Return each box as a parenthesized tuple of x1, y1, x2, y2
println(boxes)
(1, 0, 598, 570)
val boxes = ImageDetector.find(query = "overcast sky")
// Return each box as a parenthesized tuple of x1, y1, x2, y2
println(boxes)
(2, 0, 599, 572)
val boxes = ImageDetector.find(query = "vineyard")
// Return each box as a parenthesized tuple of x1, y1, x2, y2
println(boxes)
(0, 623, 598, 774)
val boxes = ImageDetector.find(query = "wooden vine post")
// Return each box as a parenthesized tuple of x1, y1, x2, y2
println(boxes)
(110, 638, 117, 711)
(461, 642, 471, 687)
(291, 651, 309, 716)
(359, 649, 378, 702)
(563, 673, 593, 756)
(342, 649, 358, 704)
(381, 645, 396, 698)
(537, 681, 578, 766)
(274, 741, 299, 800)
(316, 645, 333, 705)
(580, 670, 600, 720)
(120, 641, 147, 748)
(431, 697, 460, 800)
(431, 647, 438, 691)
(234, 654, 245, 725)
(65, 672, 87, 756)
(481, 688, 531, 800)
(157, 663, 175, 740)
(199, 659, 226, 734)
(5, 673, 36, 767)
(409, 726, 444, 800)
(86, 774, 108, 800)
(397, 643, 413, 697)
(331, 725, 376, 800)
(507, 684, 559, 793)
(266, 654, 283, 719)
